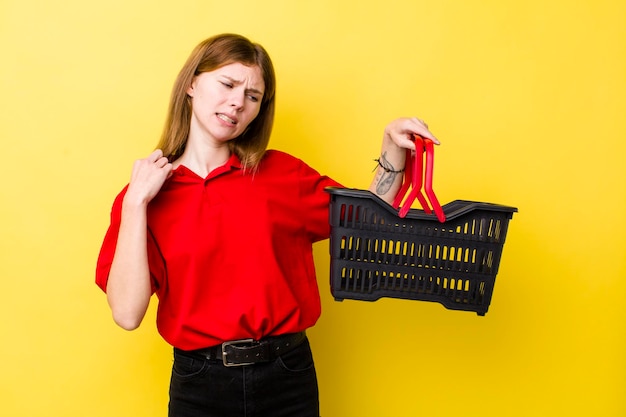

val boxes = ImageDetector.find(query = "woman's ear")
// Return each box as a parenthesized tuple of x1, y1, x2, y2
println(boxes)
(186, 77, 196, 97)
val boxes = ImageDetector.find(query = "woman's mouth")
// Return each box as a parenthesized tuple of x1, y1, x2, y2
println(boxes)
(217, 113, 237, 125)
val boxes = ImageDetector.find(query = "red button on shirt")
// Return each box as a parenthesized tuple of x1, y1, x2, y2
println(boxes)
(96, 150, 342, 350)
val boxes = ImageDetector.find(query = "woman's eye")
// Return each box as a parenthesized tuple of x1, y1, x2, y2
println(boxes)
(220, 82, 233, 88)
(248, 95, 259, 102)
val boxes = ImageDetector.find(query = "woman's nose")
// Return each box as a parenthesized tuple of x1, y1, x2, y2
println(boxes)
(230, 92, 244, 111)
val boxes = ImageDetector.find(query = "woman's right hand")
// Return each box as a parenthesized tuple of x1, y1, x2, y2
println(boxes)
(125, 149, 173, 206)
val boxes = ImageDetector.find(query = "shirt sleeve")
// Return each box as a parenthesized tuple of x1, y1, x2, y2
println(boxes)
(295, 159, 343, 242)
(95, 186, 162, 294)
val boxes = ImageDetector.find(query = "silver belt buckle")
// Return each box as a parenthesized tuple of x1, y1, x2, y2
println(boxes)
(222, 338, 256, 367)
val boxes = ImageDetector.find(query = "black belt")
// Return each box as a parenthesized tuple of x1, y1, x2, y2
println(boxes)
(176, 331, 307, 367)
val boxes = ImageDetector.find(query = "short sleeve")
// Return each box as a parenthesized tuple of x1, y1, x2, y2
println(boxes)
(95, 189, 126, 292)
(296, 161, 343, 242)
(95, 187, 162, 294)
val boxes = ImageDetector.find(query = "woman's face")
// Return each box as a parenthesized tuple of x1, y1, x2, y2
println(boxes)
(186, 62, 265, 144)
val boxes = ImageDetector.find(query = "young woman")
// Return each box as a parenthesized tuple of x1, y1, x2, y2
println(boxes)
(96, 33, 438, 417)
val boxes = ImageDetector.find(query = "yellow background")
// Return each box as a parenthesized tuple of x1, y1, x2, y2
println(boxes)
(1, 1, 624, 416)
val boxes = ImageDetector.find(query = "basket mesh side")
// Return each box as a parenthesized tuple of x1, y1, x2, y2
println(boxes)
(328, 195, 514, 315)
(337, 266, 488, 305)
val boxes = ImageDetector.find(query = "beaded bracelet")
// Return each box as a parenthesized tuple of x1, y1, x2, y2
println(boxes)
(374, 158, 405, 173)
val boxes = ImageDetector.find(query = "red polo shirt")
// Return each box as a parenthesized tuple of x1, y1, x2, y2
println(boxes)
(96, 150, 342, 350)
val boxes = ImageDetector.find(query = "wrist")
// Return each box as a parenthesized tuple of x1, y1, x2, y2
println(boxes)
(374, 157, 405, 174)
(122, 192, 150, 212)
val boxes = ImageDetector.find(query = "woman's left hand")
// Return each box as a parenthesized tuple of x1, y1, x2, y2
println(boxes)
(370, 117, 440, 203)
(383, 117, 440, 151)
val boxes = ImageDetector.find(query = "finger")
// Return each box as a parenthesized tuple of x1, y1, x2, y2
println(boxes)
(155, 156, 170, 168)
(409, 117, 439, 145)
(412, 117, 428, 128)
(410, 117, 430, 132)
(148, 149, 164, 162)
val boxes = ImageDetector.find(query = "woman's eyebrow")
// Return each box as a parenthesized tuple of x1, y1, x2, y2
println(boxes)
(222, 75, 264, 95)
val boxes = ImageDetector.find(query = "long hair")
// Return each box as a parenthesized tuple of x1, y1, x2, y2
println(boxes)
(156, 34, 276, 170)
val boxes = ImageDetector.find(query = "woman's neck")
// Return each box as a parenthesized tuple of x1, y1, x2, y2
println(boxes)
(172, 140, 232, 179)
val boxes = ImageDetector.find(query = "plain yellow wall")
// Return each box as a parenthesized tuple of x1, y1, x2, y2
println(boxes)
(1, 1, 624, 416)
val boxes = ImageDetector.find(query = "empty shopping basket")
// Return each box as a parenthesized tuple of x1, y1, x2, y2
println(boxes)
(326, 137, 517, 315)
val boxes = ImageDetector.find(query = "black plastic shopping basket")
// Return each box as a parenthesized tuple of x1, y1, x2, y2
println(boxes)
(326, 136, 517, 315)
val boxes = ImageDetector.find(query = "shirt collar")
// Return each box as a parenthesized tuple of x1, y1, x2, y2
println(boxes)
(225, 152, 243, 170)
(170, 152, 243, 183)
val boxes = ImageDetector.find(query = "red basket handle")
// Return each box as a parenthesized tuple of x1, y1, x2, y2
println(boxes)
(395, 135, 446, 222)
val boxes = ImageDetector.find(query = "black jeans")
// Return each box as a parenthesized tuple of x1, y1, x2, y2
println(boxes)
(168, 337, 319, 417)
